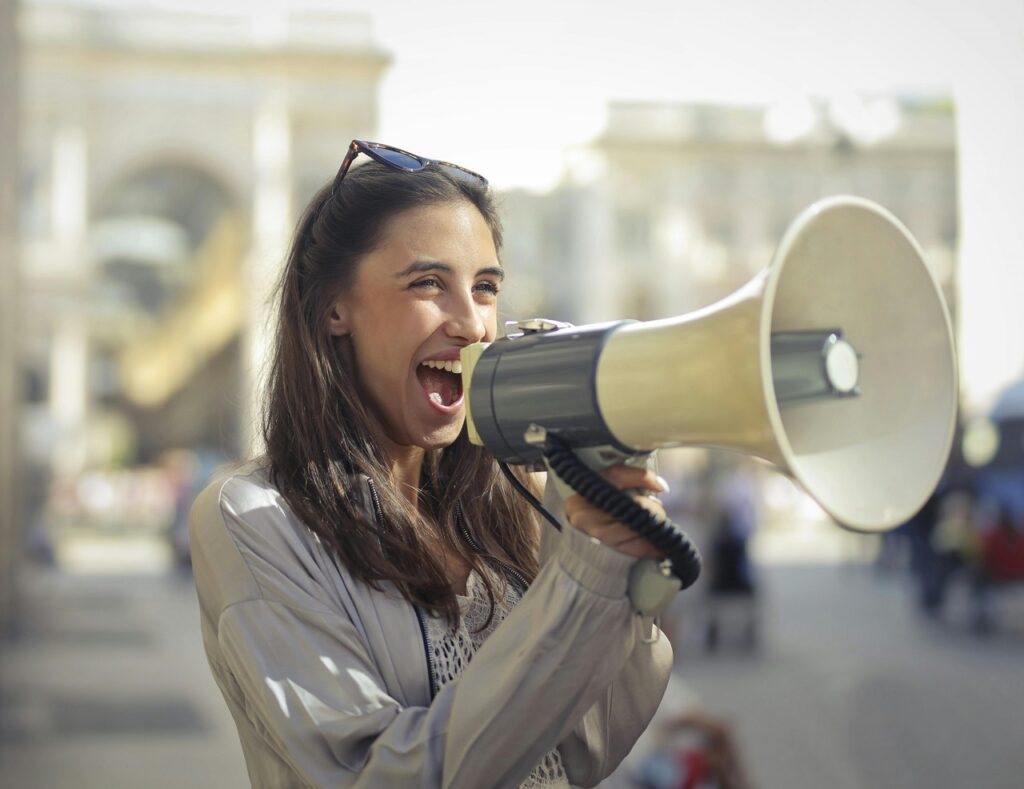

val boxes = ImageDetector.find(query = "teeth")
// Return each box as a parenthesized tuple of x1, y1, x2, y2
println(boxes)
(429, 392, 444, 405)
(420, 360, 463, 374)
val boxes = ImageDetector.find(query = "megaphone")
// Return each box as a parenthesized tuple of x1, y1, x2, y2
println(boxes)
(460, 196, 958, 534)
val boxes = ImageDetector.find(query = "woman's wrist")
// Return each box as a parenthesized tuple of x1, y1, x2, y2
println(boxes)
(557, 524, 638, 598)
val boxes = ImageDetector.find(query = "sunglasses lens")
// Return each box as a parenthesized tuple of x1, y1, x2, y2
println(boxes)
(440, 165, 488, 187)
(372, 147, 425, 170)
(348, 142, 488, 187)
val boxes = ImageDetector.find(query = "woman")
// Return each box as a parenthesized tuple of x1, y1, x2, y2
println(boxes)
(190, 141, 673, 788)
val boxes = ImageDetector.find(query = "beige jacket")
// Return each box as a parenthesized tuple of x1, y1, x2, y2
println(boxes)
(190, 464, 672, 788)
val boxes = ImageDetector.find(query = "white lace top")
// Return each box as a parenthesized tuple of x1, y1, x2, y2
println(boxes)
(425, 569, 570, 788)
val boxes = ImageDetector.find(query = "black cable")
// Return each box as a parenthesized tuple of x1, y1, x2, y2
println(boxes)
(498, 461, 563, 532)
(541, 433, 702, 590)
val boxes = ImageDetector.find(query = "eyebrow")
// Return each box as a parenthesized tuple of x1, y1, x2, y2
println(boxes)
(394, 260, 505, 281)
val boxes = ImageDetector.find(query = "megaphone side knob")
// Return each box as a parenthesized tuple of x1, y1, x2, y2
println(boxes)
(505, 318, 574, 337)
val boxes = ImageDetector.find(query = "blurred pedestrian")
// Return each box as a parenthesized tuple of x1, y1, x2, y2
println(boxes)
(919, 487, 976, 616)
(703, 466, 760, 651)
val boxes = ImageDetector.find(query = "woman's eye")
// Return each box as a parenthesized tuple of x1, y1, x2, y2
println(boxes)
(411, 277, 442, 290)
(474, 281, 501, 296)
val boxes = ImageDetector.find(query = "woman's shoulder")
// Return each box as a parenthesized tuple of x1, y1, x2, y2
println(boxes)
(194, 460, 280, 518)
(190, 462, 292, 552)
(196, 460, 374, 521)
(189, 461, 364, 616)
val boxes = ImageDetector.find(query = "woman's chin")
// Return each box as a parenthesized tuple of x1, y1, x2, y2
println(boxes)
(410, 387, 466, 448)
(383, 410, 465, 452)
(416, 416, 466, 450)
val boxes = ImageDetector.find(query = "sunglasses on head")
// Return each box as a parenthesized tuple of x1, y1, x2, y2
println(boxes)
(330, 140, 489, 196)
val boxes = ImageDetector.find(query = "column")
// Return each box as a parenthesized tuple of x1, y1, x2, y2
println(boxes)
(245, 80, 292, 455)
(0, 0, 20, 632)
(48, 124, 90, 475)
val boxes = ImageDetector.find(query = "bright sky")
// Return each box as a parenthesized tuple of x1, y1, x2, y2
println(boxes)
(118, 0, 1000, 191)
(83, 0, 1024, 406)
(357, 0, 965, 190)
(344, 0, 1024, 410)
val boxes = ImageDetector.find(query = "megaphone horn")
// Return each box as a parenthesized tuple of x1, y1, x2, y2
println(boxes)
(461, 196, 958, 533)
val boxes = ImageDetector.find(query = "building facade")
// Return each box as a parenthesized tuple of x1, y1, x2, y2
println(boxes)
(502, 99, 957, 329)
(8, 2, 389, 586)
(18, 2, 389, 484)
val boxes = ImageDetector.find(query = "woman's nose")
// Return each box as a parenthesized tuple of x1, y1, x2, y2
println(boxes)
(444, 292, 488, 343)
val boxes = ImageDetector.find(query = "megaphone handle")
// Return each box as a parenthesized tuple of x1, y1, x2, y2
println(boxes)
(540, 435, 702, 615)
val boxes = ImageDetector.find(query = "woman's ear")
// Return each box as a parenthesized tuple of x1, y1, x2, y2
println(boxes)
(328, 300, 350, 337)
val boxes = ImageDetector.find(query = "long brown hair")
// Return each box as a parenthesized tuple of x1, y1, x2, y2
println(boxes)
(262, 161, 539, 625)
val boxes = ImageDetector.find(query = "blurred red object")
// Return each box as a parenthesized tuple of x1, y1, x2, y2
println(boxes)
(981, 526, 1024, 580)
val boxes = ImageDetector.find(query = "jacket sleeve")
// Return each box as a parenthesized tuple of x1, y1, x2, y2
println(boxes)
(537, 472, 674, 787)
(197, 485, 671, 789)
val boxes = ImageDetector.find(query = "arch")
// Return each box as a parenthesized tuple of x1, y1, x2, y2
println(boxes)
(92, 156, 241, 250)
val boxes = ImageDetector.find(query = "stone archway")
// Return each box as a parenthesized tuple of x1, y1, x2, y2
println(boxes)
(90, 162, 246, 463)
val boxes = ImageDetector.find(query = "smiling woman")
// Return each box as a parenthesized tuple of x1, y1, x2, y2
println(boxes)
(188, 144, 673, 788)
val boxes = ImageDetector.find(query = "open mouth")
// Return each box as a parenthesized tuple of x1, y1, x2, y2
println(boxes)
(416, 361, 464, 410)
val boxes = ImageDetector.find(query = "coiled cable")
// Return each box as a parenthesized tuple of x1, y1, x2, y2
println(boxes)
(541, 433, 702, 590)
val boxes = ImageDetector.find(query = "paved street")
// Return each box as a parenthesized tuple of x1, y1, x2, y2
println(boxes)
(3, 552, 1023, 788)
(1, 566, 250, 789)
(660, 563, 1024, 789)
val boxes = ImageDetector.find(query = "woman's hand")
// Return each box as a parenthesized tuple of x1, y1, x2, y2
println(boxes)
(563, 465, 669, 559)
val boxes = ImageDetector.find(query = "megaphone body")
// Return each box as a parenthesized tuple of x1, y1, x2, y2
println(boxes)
(461, 196, 958, 534)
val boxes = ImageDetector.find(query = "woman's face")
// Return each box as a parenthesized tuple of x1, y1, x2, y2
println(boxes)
(331, 200, 502, 452)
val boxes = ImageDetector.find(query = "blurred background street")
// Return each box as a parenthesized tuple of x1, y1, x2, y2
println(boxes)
(3, 1, 1024, 787)
(1, 566, 245, 788)
(4, 527, 1024, 789)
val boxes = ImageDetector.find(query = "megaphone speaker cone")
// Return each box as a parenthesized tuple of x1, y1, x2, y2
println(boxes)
(762, 196, 958, 532)
(597, 196, 957, 533)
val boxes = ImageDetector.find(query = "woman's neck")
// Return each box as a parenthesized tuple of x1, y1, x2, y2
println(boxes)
(380, 438, 471, 593)
(384, 441, 426, 510)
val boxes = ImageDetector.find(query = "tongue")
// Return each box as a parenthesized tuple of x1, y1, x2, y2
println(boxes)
(416, 367, 461, 407)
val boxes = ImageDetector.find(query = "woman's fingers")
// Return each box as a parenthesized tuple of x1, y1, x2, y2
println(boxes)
(595, 464, 668, 495)
(562, 466, 667, 521)
(563, 465, 670, 558)
(564, 494, 667, 536)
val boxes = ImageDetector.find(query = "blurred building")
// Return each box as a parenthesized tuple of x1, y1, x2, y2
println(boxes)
(17, 0, 389, 496)
(2, 0, 21, 631)
(502, 98, 957, 326)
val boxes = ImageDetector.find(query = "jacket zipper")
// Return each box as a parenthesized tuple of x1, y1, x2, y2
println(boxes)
(456, 505, 530, 596)
(366, 476, 439, 700)
(413, 605, 439, 700)
(366, 476, 384, 526)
